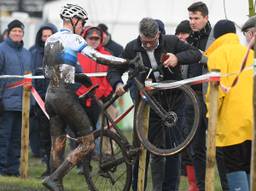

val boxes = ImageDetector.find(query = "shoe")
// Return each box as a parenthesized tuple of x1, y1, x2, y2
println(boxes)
(42, 176, 64, 191)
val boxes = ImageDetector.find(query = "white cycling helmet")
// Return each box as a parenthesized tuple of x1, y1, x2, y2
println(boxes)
(60, 4, 88, 21)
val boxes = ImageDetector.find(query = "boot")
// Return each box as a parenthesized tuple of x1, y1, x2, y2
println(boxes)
(186, 165, 199, 191)
(42, 160, 73, 191)
(42, 133, 95, 191)
(50, 135, 66, 172)
(227, 171, 249, 191)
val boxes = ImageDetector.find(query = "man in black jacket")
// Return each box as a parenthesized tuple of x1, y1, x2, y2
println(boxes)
(187, 2, 228, 191)
(107, 17, 201, 191)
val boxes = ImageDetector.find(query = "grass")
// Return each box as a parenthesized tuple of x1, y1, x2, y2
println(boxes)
(0, 130, 223, 191)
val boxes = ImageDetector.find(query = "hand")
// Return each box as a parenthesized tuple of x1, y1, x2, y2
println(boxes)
(115, 83, 126, 96)
(162, 53, 178, 68)
(75, 73, 92, 87)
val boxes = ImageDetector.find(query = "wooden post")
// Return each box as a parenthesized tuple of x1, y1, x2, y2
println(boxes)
(248, 0, 255, 17)
(205, 70, 219, 191)
(137, 104, 149, 191)
(250, 39, 256, 190)
(20, 76, 32, 179)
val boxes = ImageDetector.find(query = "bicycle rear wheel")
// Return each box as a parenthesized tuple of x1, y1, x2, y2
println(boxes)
(84, 129, 132, 191)
(136, 81, 200, 156)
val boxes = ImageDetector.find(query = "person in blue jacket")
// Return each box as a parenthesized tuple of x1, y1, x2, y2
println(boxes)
(0, 19, 32, 176)
(29, 23, 58, 177)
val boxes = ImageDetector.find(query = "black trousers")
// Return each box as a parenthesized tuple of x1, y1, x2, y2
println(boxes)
(218, 140, 251, 174)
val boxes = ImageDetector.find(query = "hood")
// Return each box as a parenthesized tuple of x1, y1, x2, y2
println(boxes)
(205, 33, 240, 57)
(35, 23, 58, 47)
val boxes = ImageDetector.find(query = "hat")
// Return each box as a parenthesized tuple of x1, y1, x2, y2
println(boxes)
(86, 28, 102, 38)
(213, 19, 236, 38)
(175, 20, 191, 35)
(155, 19, 166, 35)
(242, 15, 256, 32)
(97, 23, 108, 33)
(7, 19, 24, 33)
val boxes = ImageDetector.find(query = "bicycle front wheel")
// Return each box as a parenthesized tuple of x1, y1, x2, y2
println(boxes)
(84, 129, 132, 191)
(136, 81, 200, 156)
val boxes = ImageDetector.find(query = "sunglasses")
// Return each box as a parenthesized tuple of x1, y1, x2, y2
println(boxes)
(88, 37, 101, 41)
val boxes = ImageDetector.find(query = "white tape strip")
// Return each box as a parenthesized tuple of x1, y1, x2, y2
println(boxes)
(148, 71, 221, 89)
(0, 72, 108, 79)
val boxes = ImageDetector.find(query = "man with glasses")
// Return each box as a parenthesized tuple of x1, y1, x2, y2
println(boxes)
(108, 17, 201, 191)
(42, 4, 127, 191)
(242, 15, 256, 44)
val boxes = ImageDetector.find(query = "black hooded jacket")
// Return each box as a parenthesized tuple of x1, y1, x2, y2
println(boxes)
(29, 23, 57, 98)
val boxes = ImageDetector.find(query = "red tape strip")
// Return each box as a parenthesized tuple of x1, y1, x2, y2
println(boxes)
(31, 87, 50, 119)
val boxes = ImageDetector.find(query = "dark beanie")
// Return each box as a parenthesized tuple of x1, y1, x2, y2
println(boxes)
(175, 20, 191, 35)
(97, 23, 108, 33)
(7, 19, 24, 33)
(213, 19, 236, 38)
(155, 19, 166, 35)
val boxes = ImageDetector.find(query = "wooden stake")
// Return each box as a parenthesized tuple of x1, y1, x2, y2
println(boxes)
(205, 70, 219, 191)
(20, 77, 32, 179)
(137, 103, 149, 191)
(250, 39, 256, 190)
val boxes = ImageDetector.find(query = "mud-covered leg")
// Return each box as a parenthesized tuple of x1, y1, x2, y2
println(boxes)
(42, 133, 95, 191)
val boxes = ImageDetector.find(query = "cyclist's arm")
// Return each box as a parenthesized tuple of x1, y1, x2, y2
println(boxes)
(81, 45, 127, 66)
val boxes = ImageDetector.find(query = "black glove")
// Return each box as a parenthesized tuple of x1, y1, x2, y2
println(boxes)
(0, 99, 4, 116)
(75, 73, 92, 87)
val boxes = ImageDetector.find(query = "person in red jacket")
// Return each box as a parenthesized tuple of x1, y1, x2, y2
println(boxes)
(76, 26, 115, 128)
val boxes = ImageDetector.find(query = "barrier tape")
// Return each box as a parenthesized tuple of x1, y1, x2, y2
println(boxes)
(0, 72, 107, 79)
(148, 71, 221, 89)
(31, 87, 49, 119)
(1, 62, 253, 119)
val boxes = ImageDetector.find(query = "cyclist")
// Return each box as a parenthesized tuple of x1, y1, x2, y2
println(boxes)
(42, 4, 127, 191)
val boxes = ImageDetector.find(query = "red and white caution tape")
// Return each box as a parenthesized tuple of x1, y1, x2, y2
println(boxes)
(0, 72, 108, 80)
(148, 71, 221, 89)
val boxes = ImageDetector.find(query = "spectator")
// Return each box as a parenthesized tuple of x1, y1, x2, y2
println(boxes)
(97, 23, 124, 56)
(155, 19, 166, 35)
(107, 17, 201, 191)
(175, 19, 199, 191)
(29, 23, 57, 177)
(0, 19, 32, 176)
(205, 19, 252, 191)
(42, 4, 127, 191)
(76, 26, 114, 128)
(187, 3, 229, 190)
(242, 15, 256, 44)
(175, 20, 191, 42)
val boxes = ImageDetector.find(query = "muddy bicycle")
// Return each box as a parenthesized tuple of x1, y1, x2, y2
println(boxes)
(80, 53, 200, 191)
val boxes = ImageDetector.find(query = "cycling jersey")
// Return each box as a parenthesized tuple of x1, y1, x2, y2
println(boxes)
(45, 28, 125, 84)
